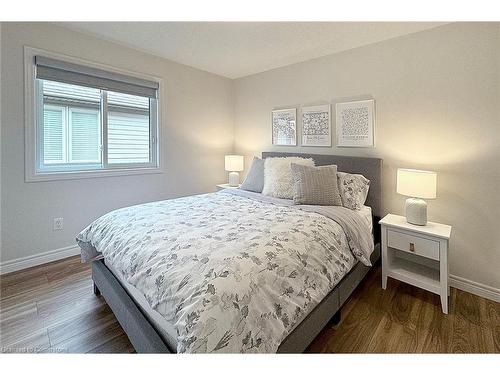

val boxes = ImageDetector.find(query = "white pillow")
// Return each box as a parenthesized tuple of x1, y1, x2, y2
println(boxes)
(262, 157, 315, 199)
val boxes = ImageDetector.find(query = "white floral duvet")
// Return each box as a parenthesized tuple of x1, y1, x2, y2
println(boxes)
(77, 190, 373, 353)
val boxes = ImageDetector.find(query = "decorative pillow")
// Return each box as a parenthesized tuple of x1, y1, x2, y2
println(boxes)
(337, 172, 371, 210)
(262, 157, 315, 199)
(291, 163, 342, 206)
(240, 157, 265, 193)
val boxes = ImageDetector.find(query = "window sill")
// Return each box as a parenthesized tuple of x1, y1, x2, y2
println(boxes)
(25, 166, 163, 183)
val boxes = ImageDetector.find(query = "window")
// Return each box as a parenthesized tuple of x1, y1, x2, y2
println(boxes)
(26, 50, 160, 181)
(41, 81, 101, 167)
(39, 81, 154, 170)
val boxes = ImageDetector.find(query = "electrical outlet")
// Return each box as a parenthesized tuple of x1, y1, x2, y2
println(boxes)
(53, 217, 64, 231)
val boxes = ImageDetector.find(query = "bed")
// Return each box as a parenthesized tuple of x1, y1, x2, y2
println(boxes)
(78, 152, 382, 353)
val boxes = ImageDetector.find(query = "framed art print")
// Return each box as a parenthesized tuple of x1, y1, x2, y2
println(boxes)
(301, 104, 331, 147)
(272, 108, 297, 146)
(336, 99, 375, 147)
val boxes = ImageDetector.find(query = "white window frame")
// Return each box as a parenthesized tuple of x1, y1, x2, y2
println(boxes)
(24, 46, 163, 182)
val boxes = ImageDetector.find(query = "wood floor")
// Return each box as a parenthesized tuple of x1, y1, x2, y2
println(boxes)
(1, 256, 498, 353)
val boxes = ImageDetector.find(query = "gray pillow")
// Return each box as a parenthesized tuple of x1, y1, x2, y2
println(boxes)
(240, 157, 265, 193)
(291, 163, 342, 206)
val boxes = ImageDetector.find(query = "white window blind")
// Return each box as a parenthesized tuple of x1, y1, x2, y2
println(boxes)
(108, 111, 150, 164)
(43, 80, 100, 103)
(108, 91, 149, 109)
(69, 108, 101, 163)
(43, 105, 65, 164)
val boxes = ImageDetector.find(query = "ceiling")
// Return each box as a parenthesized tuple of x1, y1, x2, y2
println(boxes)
(60, 22, 446, 79)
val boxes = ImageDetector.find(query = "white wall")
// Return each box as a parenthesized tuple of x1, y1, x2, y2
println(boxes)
(234, 23, 500, 290)
(1, 23, 234, 265)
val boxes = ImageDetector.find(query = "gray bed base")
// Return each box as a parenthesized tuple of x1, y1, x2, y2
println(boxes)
(91, 152, 383, 353)
(92, 245, 379, 353)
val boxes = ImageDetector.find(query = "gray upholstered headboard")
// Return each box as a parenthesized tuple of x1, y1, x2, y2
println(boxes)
(262, 152, 383, 218)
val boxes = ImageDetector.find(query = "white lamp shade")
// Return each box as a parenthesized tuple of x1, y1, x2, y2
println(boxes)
(225, 155, 244, 172)
(397, 168, 437, 199)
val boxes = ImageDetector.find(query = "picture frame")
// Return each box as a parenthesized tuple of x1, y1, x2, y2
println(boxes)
(336, 99, 375, 148)
(301, 104, 331, 147)
(271, 108, 297, 146)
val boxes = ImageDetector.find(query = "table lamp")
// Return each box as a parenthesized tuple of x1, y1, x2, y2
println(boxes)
(397, 168, 437, 226)
(225, 155, 244, 187)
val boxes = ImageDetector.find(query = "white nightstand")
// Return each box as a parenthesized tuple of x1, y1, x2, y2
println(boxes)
(216, 183, 241, 191)
(379, 214, 452, 314)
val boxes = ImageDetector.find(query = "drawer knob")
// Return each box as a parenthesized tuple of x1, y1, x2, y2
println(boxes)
(409, 243, 415, 252)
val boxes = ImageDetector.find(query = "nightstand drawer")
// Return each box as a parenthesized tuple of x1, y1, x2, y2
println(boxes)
(387, 229, 439, 260)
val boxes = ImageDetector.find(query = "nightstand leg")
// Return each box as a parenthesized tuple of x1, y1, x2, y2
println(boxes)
(440, 294, 448, 314)
(439, 241, 449, 314)
(381, 227, 388, 289)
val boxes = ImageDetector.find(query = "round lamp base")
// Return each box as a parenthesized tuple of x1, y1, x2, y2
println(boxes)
(228, 171, 240, 187)
(405, 198, 427, 226)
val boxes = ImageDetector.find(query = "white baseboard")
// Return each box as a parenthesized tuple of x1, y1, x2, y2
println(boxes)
(0, 245, 80, 275)
(450, 274, 500, 303)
